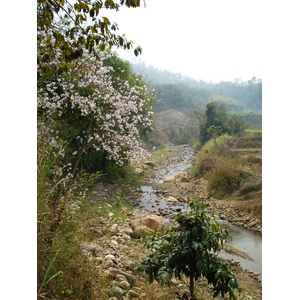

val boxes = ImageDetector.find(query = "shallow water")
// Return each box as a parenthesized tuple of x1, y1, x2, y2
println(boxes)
(134, 146, 262, 281)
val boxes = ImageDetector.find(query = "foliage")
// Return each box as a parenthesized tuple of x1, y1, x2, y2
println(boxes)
(37, 0, 142, 75)
(206, 159, 241, 198)
(201, 134, 231, 156)
(199, 102, 247, 144)
(38, 50, 154, 177)
(189, 139, 202, 151)
(153, 83, 210, 114)
(38, 251, 63, 297)
(140, 201, 240, 300)
(37, 122, 101, 298)
(229, 114, 247, 136)
(132, 64, 262, 113)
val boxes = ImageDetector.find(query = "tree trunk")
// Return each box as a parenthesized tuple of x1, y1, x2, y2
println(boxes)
(190, 271, 195, 300)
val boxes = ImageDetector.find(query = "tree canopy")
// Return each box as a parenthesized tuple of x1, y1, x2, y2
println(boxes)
(199, 102, 247, 144)
(37, 0, 143, 75)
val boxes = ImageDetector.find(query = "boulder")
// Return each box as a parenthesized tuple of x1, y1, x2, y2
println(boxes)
(164, 172, 190, 182)
(165, 196, 178, 202)
(131, 215, 165, 237)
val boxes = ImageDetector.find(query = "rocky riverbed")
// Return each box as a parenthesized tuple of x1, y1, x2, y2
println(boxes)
(84, 144, 262, 299)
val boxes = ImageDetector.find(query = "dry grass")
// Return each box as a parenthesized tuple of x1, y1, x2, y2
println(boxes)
(194, 132, 262, 223)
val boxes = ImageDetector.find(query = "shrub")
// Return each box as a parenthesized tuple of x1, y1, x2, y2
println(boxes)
(140, 201, 240, 300)
(206, 159, 241, 198)
(190, 139, 202, 151)
(201, 134, 231, 157)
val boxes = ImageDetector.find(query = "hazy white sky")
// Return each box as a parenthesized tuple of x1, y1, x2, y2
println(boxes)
(105, 0, 264, 82)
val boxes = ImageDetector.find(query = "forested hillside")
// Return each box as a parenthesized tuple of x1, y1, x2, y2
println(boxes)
(132, 63, 262, 117)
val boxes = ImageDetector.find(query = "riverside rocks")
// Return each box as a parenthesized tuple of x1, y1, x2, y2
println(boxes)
(131, 215, 165, 238)
(208, 199, 262, 233)
(82, 215, 141, 298)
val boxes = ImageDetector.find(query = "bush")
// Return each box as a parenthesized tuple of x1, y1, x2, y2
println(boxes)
(37, 122, 101, 299)
(190, 139, 202, 151)
(206, 159, 241, 198)
(201, 134, 231, 157)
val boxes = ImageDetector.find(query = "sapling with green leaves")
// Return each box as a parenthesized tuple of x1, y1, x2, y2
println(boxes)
(140, 201, 241, 300)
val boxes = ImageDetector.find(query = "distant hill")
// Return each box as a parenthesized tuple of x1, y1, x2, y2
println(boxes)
(132, 63, 262, 116)
(153, 109, 198, 145)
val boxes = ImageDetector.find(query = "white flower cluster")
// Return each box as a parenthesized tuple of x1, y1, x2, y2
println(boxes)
(38, 46, 153, 172)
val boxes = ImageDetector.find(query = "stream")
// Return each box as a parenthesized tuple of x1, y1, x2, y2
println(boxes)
(131, 146, 262, 282)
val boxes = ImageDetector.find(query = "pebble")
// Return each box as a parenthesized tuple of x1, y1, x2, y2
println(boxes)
(119, 280, 131, 290)
(128, 290, 140, 298)
(111, 224, 119, 233)
(111, 240, 119, 246)
(110, 286, 124, 297)
(116, 274, 127, 282)
(105, 254, 116, 261)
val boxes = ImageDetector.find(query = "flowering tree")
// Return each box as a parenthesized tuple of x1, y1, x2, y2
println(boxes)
(38, 49, 154, 177)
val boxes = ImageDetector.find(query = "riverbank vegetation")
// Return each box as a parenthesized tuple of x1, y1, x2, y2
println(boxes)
(192, 130, 262, 225)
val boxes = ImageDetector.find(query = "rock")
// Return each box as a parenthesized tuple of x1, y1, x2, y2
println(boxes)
(108, 267, 137, 285)
(81, 242, 102, 255)
(119, 281, 131, 290)
(131, 215, 165, 237)
(120, 228, 134, 237)
(111, 240, 119, 246)
(103, 270, 114, 280)
(165, 196, 178, 202)
(135, 168, 144, 175)
(164, 172, 190, 183)
(119, 233, 131, 241)
(124, 260, 135, 271)
(110, 286, 124, 297)
(164, 174, 177, 182)
(128, 290, 140, 298)
(116, 274, 128, 282)
(111, 224, 119, 234)
(248, 220, 258, 228)
(105, 254, 116, 261)
(103, 259, 115, 269)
